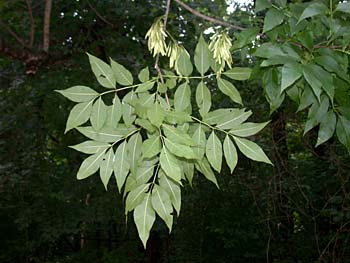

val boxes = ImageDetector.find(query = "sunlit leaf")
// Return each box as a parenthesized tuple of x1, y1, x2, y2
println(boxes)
(192, 124, 206, 160)
(164, 138, 198, 160)
(90, 97, 108, 131)
(77, 149, 106, 180)
(195, 81, 211, 116)
(87, 53, 115, 88)
(151, 184, 173, 232)
(69, 140, 110, 154)
(223, 67, 252, 81)
(162, 124, 195, 146)
(160, 147, 182, 182)
(217, 77, 242, 105)
(158, 170, 181, 215)
(206, 131, 222, 173)
(229, 121, 270, 137)
(114, 140, 130, 192)
(194, 35, 210, 76)
(65, 100, 93, 133)
(110, 58, 133, 86)
(128, 132, 142, 175)
(77, 125, 136, 143)
(142, 135, 161, 159)
(100, 148, 114, 190)
(125, 183, 150, 213)
(174, 82, 191, 112)
(55, 86, 99, 102)
(176, 48, 193, 76)
(138, 67, 150, 83)
(107, 95, 122, 128)
(147, 102, 164, 127)
(223, 135, 238, 173)
(195, 157, 219, 188)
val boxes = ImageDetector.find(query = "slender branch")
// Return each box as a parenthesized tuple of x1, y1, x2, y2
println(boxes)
(86, 0, 114, 27)
(25, 0, 35, 48)
(0, 20, 27, 48)
(43, 0, 52, 53)
(173, 0, 244, 31)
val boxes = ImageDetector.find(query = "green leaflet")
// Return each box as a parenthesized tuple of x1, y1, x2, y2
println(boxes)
(134, 193, 155, 248)
(77, 125, 136, 143)
(195, 81, 211, 117)
(194, 35, 210, 76)
(255, 0, 272, 12)
(142, 135, 161, 159)
(56, 86, 99, 102)
(77, 149, 106, 180)
(336, 115, 350, 152)
(298, 2, 328, 23)
(263, 68, 285, 113)
(182, 162, 194, 186)
(158, 170, 181, 215)
(87, 53, 115, 89)
(134, 159, 157, 184)
(100, 148, 114, 190)
(233, 136, 272, 165)
(69, 140, 110, 154)
(160, 147, 182, 182)
(162, 124, 195, 146)
(110, 58, 133, 86)
(229, 121, 270, 137)
(90, 97, 108, 131)
(151, 184, 173, 232)
(107, 95, 122, 129)
(203, 108, 252, 128)
(304, 97, 329, 135)
(176, 48, 193, 77)
(174, 82, 191, 112)
(223, 135, 238, 173)
(164, 138, 198, 160)
(316, 111, 336, 147)
(232, 28, 260, 50)
(192, 124, 206, 160)
(114, 140, 130, 192)
(335, 2, 350, 14)
(217, 78, 242, 105)
(65, 100, 93, 133)
(215, 110, 252, 130)
(136, 81, 155, 93)
(281, 63, 302, 93)
(195, 157, 219, 188)
(206, 131, 223, 173)
(147, 102, 165, 127)
(138, 67, 150, 83)
(223, 67, 252, 81)
(263, 8, 284, 33)
(125, 183, 150, 214)
(165, 111, 192, 125)
(122, 91, 137, 127)
(127, 132, 142, 175)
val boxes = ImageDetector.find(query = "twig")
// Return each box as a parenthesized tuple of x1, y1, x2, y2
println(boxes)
(173, 0, 244, 31)
(43, 0, 52, 53)
(86, 0, 114, 27)
(0, 20, 27, 48)
(25, 0, 35, 48)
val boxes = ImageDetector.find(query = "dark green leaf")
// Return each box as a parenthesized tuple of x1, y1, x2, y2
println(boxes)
(336, 115, 350, 152)
(298, 3, 328, 23)
(263, 8, 284, 33)
(281, 63, 302, 92)
(316, 111, 336, 147)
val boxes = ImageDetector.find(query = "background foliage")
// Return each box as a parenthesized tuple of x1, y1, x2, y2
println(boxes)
(1, 0, 350, 262)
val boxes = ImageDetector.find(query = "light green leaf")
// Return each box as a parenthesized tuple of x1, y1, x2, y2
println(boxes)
(316, 111, 336, 147)
(281, 63, 302, 93)
(100, 148, 114, 190)
(151, 185, 173, 232)
(135, 118, 156, 133)
(182, 162, 194, 186)
(162, 124, 195, 146)
(138, 67, 150, 83)
(298, 3, 328, 23)
(195, 157, 219, 188)
(335, 2, 350, 14)
(336, 115, 350, 152)
(90, 97, 108, 131)
(69, 140, 110, 154)
(142, 135, 161, 159)
(196, 81, 211, 117)
(55, 86, 99, 102)
(176, 48, 193, 76)
(223, 135, 238, 173)
(125, 183, 150, 213)
(174, 82, 191, 112)
(134, 193, 155, 248)
(77, 125, 136, 143)
(192, 124, 206, 160)
(107, 95, 122, 128)
(164, 111, 192, 125)
(217, 78, 242, 105)
(114, 140, 130, 192)
(215, 110, 252, 130)
(263, 8, 284, 33)
(164, 138, 198, 160)
(128, 132, 142, 175)
(204, 108, 247, 125)
(194, 35, 210, 76)
(158, 170, 181, 215)
(147, 102, 165, 127)
(160, 147, 182, 182)
(134, 159, 157, 183)
(110, 58, 133, 86)
(87, 53, 115, 88)
(206, 131, 223, 173)
(229, 121, 270, 137)
(136, 81, 155, 93)
(233, 136, 272, 165)
(65, 100, 93, 133)
(122, 91, 137, 127)
(223, 67, 252, 81)
(77, 149, 105, 180)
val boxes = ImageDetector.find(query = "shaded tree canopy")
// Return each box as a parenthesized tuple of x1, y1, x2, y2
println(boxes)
(1, 0, 350, 262)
